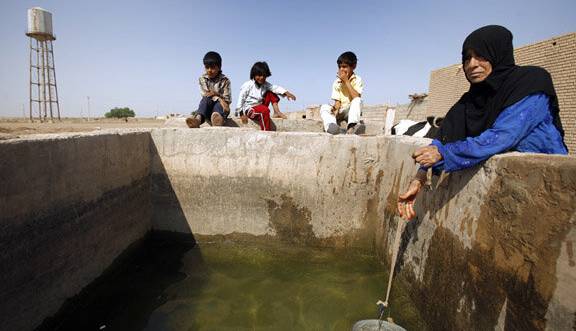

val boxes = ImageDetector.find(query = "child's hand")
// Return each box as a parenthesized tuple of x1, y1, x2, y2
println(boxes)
(284, 91, 296, 101)
(219, 99, 230, 113)
(205, 91, 216, 97)
(337, 70, 349, 82)
(240, 114, 248, 124)
(332, 101, 341, 114)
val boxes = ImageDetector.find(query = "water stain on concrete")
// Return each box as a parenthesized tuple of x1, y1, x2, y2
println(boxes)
(358, 169, 386, 253)
(350, 146, 358, 183)
(411, 158, 576, 331)
(470, 160, 576, 331)
(567, 241, 575, 267)
(266, 194, 315, 245)
(416, 226, 507, 331)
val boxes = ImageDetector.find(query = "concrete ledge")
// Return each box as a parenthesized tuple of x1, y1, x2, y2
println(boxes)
(164, 117, 325, 132)
(164, 116, 386, 135)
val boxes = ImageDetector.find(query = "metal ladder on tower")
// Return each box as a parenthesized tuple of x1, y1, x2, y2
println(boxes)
(29, 38, 60, 122)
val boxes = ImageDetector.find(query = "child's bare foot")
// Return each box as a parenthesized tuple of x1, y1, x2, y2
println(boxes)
(272, 111, 287, 119)
(186, 116, 201, 128)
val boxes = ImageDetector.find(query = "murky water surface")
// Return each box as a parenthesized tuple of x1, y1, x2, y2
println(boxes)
(40, 238, 425, 331)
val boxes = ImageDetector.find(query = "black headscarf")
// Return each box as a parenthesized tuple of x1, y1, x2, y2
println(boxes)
(436, 25, 566, 149)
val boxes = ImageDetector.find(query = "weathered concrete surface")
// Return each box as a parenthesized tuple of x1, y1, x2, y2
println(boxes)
(150, 128, 576, 330)
(0, 130, 153, 331)
(150, 127, 423, 247)
(2, 127, 575, 331)
(389, 154, 576, 331)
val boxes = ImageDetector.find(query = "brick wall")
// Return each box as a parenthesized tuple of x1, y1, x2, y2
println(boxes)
(427, 32, 576, 153)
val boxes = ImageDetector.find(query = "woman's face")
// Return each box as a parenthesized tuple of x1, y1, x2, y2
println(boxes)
(464, 49, 493, 83)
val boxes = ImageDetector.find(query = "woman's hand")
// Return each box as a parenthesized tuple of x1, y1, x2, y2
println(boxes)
(397, 179, 422, 220)
(412, 146, 442, 168)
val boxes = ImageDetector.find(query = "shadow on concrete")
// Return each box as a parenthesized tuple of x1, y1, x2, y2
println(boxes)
(149, 141, 199, 236)
(223, 118, 239, 127)
(35, 139, 210, 331)
(35, 232, 203, 331)
(208, 117, 279, 131)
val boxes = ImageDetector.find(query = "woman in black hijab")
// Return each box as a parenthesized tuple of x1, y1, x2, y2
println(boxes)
(398, 25, 567, 220)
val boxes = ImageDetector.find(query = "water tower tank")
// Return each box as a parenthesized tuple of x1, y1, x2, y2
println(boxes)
(26, 7, 55, 40)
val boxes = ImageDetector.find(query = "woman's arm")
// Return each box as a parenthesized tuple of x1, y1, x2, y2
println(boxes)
(432, 93, 550, 172)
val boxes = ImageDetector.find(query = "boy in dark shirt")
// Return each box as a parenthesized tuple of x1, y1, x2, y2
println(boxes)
(186, 51, 231, 128)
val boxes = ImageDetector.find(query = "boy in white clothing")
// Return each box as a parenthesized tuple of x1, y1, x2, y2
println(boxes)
(236, 62, 296, 131)
(320, 52, 365, 135)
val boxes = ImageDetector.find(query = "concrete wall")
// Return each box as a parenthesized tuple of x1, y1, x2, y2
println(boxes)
(2, 127, 574, 330)
(150, 127, 409, 246)
(394, 154, 576, 330)
(0, 130, 153, 331)
(427, 32, 576, 154)
(150, 128, 576, 330)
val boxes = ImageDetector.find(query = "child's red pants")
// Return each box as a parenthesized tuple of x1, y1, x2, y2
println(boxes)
(248, 91, 280, 131)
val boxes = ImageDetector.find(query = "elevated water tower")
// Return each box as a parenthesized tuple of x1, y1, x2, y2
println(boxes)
(26, 7, 60, 122)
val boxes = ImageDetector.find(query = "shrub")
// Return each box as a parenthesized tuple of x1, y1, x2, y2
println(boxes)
(105, 107, 135, 119)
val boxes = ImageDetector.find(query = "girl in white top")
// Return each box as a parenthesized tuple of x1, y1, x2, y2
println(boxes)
(236, 62, 296, 131)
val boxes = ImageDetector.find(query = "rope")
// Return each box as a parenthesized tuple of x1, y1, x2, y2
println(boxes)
(377, 217, 407, 319)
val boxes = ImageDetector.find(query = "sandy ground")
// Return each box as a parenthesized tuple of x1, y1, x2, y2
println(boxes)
(0, 118, 166, 140)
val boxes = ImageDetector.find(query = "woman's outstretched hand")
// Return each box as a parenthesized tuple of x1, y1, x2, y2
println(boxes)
(397, 179, 422, 220)
(412, 145, 442, 168)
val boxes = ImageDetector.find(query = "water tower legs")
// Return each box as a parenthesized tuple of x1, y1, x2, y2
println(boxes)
(29, 37, 60, 122)
(49, 40, 61, 121)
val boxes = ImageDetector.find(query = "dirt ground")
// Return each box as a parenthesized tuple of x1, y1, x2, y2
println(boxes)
(0, 118, 166, 140)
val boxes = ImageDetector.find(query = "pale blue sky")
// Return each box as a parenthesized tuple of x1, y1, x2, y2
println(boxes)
(1, 0, 575, 117)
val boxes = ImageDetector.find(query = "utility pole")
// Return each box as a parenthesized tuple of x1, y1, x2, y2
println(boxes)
(86, 96, 91, 121)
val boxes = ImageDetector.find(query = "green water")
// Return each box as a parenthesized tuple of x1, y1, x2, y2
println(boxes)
(39, 238, 426, 331)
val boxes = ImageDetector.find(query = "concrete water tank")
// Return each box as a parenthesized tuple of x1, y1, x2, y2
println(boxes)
(26, 7, 54, 40)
